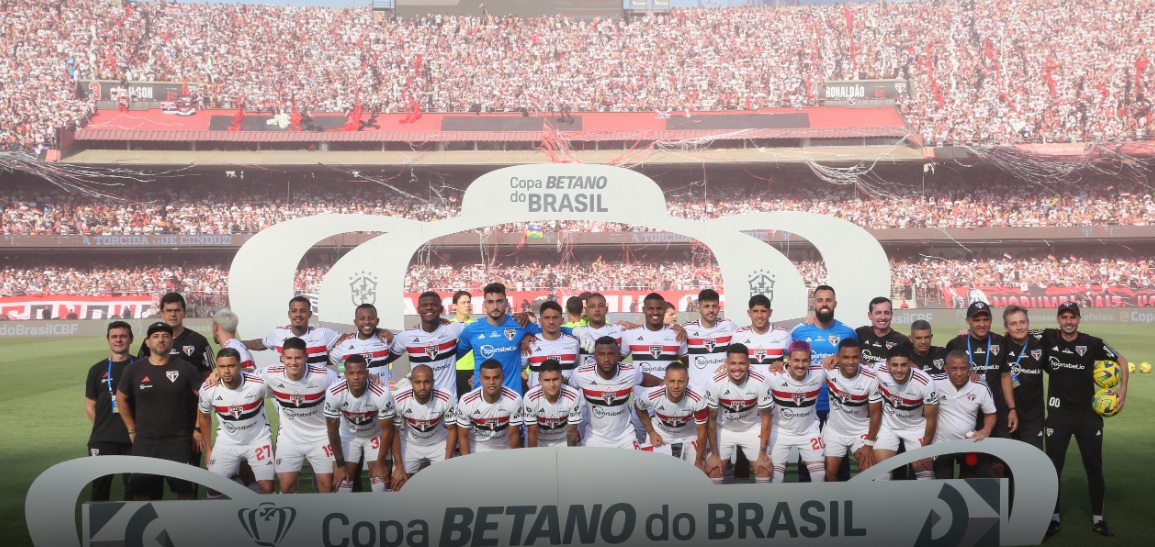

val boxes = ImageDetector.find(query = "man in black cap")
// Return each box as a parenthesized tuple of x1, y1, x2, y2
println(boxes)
(945, 301, 1017, 441)
(116, 322, 204, 500)
(1041, 301, 1130, 538)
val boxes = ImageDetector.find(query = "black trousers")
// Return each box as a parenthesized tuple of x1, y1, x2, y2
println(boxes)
(1046, 408, 1106, 515)
(87, 441, 133, 501)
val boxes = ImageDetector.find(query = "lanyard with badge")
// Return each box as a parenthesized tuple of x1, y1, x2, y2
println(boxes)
(107, 359, 119, 413)
(1010, 340, 1028, 389)
(966, 334, 991, 374)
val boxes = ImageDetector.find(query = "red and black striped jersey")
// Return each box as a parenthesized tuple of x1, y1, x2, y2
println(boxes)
(877, 367, 939, 431)
(390, 322, 466, 399)
(626, 326, 687, 380)
(456, 386, 523, 451)
(767, 367, 827, 435)
(824, 367, 881, 436)
(262, 325, 342, 366)
(635, 386, 707, 440)
(198, 372, 270, 446)
(259, 363, 337, 444)
(323, 377, 396, 439)
(393, 387, 455, 446)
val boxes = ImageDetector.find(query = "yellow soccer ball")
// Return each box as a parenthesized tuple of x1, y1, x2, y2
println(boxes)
(1092, 389, 1121, 417)
(1093, 360, 1122, 390)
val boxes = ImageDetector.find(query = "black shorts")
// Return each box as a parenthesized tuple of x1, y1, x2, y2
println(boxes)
(1012, 416, 1045, 451)
(129, 439, 195, 495)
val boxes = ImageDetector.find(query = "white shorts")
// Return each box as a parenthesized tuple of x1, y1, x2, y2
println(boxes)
(275, 439, 334, 475)
(585, 433, 641, 449)
(822, 429, 869, 458)
(534, 433, 572, 448)
(768, 430, 824, 464)
(875, 427, 925, 453)
(400, 439, 447, 474)
(716, 427, 762, 462)
(649, 437, 701, 464)
(342, 434, 384, 463)
(208, 440, 276, 482)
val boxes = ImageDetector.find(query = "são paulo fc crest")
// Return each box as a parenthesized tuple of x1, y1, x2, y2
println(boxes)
(726, 400, 745, 412)
(754, 350, 768, 361)
(792, 393, 806, 406)
(885, 341, 896, 350)
(990, 345, 1000, 356)
(229, 405, 244, 419)
(290, 394, 304, 406)
(504, 329, 517, 341)
(1075, 346, 1087, 356)
(425, 346, 439, 360)
(166, 370, 180, 382)
(602, 391, 618, 405)
(747, 269, 775, 306)
(649, 345, 663, 359)
(1031, 349, 1042, 361)
(829, 335, 841, 346)
(704, 338, 716, 352)
(349, 271, 377, 306)
(182, 345, 195, 357)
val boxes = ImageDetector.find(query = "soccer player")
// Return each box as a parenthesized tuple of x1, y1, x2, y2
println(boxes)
(1001, 305, 1046, 450)
(855, 297, 911, 366)
(390, 364, 457, 491)
(211, 308, 255, 370)
(1042, 302, 1130, 538)
(872, 345, 939, 481)
(451, 291, 477, 398)
(571, 293, 631, 366)
(522, 301, 580, 388)
(562, 296, 588, 329)
(325, 355, 397, 493)
(570, 337, 662, 449)
(944, 301, 1017, 441)
(243, 296, 344, 368)
(84, 321, 135, 501)
(329, 303, 395, 383)
(767, 341, 828, 483)
(259, 336, 338, 494)
(627, 293, 688, 381)
(457, 359, 524, 454)
(932, 350, 996, 479)
(458, 283, 542, 395)
(198, 348, 275, 495)
(703, 345, 774, 485)
(663, 301, 679, 326)
(137, 292, 215, 378)
(789, 285, 856, 481)
(116, 322, 204, 500)
(731, 294, 790, 376)
(822, 339, 882, 482)
(682, 289, 737, 390)
(523, 359, 584, 448)
(635, 362, 709, 470)
(909, 320, 948, 376)
(387, 293, 466, 398)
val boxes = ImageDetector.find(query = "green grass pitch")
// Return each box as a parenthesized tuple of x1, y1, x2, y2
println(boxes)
(3, 321, 1154, 546)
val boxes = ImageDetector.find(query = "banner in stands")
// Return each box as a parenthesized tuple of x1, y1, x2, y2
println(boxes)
(75, 80, 196, 102)
(408, 290, 708, 316)
(817, 79, 909, 100)
(0, 295, 153, 321)
(941, 285, 1155, 309)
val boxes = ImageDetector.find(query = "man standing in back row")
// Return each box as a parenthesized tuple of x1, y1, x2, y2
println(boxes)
(458, 283, 541, 396)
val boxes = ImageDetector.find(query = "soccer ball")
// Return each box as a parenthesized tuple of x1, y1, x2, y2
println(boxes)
(1141, 362, 1153, 374)
(1093, 360, 1122, 390)
(1130, 362, 1137, 373)
(1092, 389, 1121, 417)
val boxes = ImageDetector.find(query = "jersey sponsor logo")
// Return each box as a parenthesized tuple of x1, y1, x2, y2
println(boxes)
(166, 371, 180, 382)
(1030, 349, 1042, 360)
(504, 328, 517, 341)
(1075, 345, 1087, 356)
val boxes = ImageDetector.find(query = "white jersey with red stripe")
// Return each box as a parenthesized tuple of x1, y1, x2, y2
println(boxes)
(323, 378, 397, 439)
(876, 368, 940, 432)
(706, 370, 773, 432)
(259, 364, 338, 445)
(824, 367, 882, 436)
(456, 387, 523, 452)
(625, 326, 686, 380)
(570, 362, 643, 447)
(223, 338, 256, 370)
(198, 372, 270, 446)
(389, 322, 464, 399)
(767, 367, 827, 436)
(329, 335, 393, 383)
(522, 385, 583, 446)
(731, 325, 791, 375)
(933, 377, 996, 443)
(262, 326, 342, 366)
(683, 318, 738, 388)
(571, 322, 630, 366)
(523, 333, 581, 387)
(634, 386, 708, 441)
(392, 388, 456, 447)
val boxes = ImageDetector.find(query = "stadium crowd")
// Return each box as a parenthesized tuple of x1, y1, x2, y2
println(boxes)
(3, 176, 1152, 236)
(4, 0, 1155, 149)
(4, 253, 1151, 305)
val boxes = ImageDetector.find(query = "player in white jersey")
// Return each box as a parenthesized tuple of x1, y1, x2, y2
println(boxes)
(731, 295, 791, 376)
(258, 337, 339, 493)
(242, 296, 345, 368)
(570, 293, 631, 366)
(704, 345, 774, 484)
(211, 308, 256, 370)
(324, 356, 397, 493)
(457, 359, 524, 453)
(933, 350, 997, 479)
(766, 341, 829, 483)
(329, 304, 394, 384)
(627, 293, 689, 380)
(524, 360, 584, 448)
(523, 301, 581, 388)
(873, 345, 939, 480)
(198, 349, 275, 494)
(821, 339, 882, 482)
(386, 292, 465, 399)
(682, 289, 737, 390)
(570, 336, 662, 449)
(635, 362, 708, 470)
(390, 364, 457, 490)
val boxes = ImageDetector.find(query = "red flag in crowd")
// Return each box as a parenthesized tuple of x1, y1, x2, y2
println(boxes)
(228, 98, 245, 131)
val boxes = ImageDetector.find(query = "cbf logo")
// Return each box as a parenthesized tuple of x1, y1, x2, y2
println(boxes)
(239, 502, 296, 547)
(748, 269, 775, 306)
(349, 271, 377, 306)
